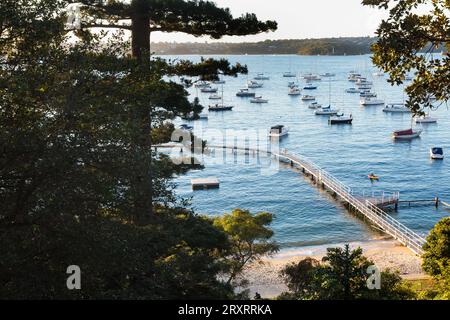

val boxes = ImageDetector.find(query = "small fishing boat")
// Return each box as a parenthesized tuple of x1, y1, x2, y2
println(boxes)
(201, 86, 218, 93)
(236, 89, 256, 97)
(247, 80, 263, 88)
(346, 88, 359, 93)
(430, 147, 444, 160)
(254, 73, 270, 80)
(198, 113, 209, 120)
(373, 72, 384, 77)
(308, 102, 322, 109)
(283, 72, 296, 78)
(209, 94, 222, 100)
(315, 106, 339, 116)
(368, 173, 380, 181)
(288, 87, 302, 96)
(301, 95, 316, 101)
(269, 125, 289, 138)
(304, 83, 318, 90)
(329, 113, 353, 125)
(360, 98, 385, 106)
(415, 115, 438, 124)
(212, 80, 226, 84)
(392, 128, 422, 140)
(383, 104, 410, 113)
(208, 104, 233, 111)
(250, 96, 269, 104)
(320, 72, 335, 77)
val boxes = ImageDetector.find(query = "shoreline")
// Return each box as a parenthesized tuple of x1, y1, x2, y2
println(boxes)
(241, 239, 426, 299)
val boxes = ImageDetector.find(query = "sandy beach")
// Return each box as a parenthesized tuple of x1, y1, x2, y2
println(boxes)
(241, 239, 426, 298)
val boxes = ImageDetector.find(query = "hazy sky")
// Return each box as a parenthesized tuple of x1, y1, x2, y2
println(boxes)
(151, 0, 389, 43)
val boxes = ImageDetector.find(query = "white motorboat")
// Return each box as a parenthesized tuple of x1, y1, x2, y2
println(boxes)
(288, 81, 297, 88)
(209, 94, 222, 100)
(430, 147, 444, 160)
(356, 79, 373, 86)
(212, 80, 226, 84)
(236, 88, 256, 97)
(195, 81, 210, 88)
(373, 72, 385, 77)
(269, 125, 289, 138)
(357, 85, 372, 91)
(304, 83, 318, 90)
(179, 124, 194, 131)
(254, 73, 270, 80)
(415, 115, 438, 123)
(360, 98, 385, 106)
(301, 95, 316, 101)
(308, 102, 322, 109)
(329, 113, 353, 125)
(348, 73, 362, 81)
(201, 86, 218, 93)
(346, 88, 359, 93)
(392, 128, 422, 140)
(383, 104, 410, 113)
(247, 80, 263, 88)
(288, 87, 302, 96)
(250, 96, 269, 104)
(208, 103, 233, 111)
(283, 72, 296, 78)
(315, 106, 339, 116)
(320, 73, 335, 77)
(303, 73, 321, 81)
(360, 91, 377, 98)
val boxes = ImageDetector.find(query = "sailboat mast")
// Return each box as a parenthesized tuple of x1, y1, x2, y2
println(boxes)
(329, 79, 331, 106)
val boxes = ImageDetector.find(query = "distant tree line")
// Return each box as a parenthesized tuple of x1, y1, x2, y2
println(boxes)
(151, 37, 445, 56)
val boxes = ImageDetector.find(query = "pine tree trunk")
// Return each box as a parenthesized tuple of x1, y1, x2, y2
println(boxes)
(130, 2, 153, 225)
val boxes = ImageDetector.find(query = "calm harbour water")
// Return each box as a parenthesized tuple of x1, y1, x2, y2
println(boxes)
(167, 54, 449, 249)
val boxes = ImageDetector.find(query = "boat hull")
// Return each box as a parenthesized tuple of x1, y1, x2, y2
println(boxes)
(393, 130, 422, 140)
(329, 119, 353, 124)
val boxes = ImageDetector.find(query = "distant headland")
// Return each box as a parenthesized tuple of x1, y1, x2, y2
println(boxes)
(152, 37, 445, 56)
(151, 37, 377, 56)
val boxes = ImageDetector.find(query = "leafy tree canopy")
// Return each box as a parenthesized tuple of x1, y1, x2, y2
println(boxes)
(213, 209, 279, 287)
(362, 0, 449, 114)
(279, 244, 416, 300)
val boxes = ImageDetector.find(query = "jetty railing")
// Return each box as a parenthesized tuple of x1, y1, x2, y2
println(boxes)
(160, 143, 427, 255)
(207, 145, 426, 255)
(275, 150, 426, 255)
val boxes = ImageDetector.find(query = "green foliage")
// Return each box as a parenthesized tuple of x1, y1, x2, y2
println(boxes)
(362, 0, 450, 114)
(213, 209, 279, 285)
(422, 217, 450, 299)
(0, 207, 233, 299)
(152, 37, 379, 55)
(279, 244, 416, 300)
(423, 217, 450, 276)
(279, 258, 321, 300)
(1, 0, 277, 299)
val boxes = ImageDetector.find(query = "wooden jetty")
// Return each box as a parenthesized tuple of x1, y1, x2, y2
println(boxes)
(156, 143, 427, 255)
